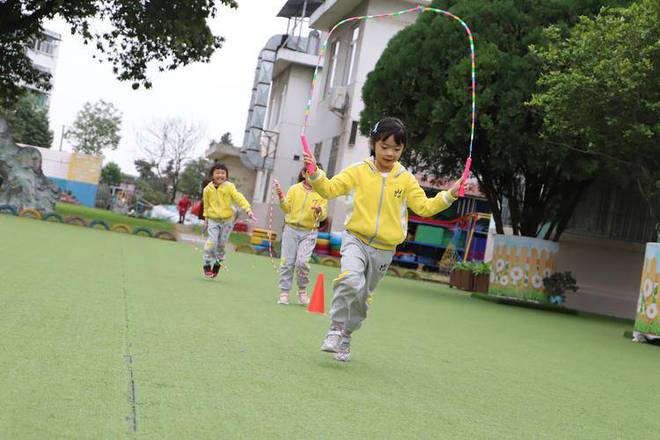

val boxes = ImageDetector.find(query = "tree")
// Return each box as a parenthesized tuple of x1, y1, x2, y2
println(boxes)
(179, 157, 212, 196)
(220, 132, 233, 146)
(66, 100, 122, 155)
(135, 179, 170, 206)
(0, 94, 53, 147)
(360, 0, 629, 240)
(0, 0, 239, 107)
(133, 159, 169, 205)
(137, 118, 204, 203)
(134, 159, 159, 182)
(530, 0, 659, 236)
(101, 162, 122, 186)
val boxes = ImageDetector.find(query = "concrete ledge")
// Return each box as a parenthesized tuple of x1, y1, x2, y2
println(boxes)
(472, 293, 637, 327)
(471, 293, 579, 315)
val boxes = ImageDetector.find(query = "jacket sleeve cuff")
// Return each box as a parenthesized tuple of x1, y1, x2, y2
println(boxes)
(441, 191, 458, 206)
(310, 169, 324, 181)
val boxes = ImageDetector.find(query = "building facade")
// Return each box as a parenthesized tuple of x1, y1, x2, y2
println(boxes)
(238, 0, 326, 231)
(243, 0, 428, 231)
(26, 29, 61, 107)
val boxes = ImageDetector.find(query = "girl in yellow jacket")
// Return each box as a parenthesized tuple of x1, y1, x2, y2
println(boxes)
(274, 166, 328, 306)
(303, 117, 462, 362)
(202, 163, 255, 278)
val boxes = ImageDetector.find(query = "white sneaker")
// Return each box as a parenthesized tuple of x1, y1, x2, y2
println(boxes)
(333, 335, 351, 362)
(277, 292, 289, 305)
(298, 290, 310, 306)
(320, 330, 342, 353)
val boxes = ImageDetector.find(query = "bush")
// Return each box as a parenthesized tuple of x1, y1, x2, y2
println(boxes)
(471, 262, 491, 275)
(454, 261, 472, 272)
(543, 271, 578, 304)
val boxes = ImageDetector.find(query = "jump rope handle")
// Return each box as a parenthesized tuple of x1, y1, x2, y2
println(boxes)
(458, 157, 472, 197)
(273, 179, 284, 201)
(301, 134, 315, 175)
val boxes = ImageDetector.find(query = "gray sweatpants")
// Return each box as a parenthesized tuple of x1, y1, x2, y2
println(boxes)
(330, 232, 394, 333)
(279, 225, 318, 292)
(203, 218, 234, 265)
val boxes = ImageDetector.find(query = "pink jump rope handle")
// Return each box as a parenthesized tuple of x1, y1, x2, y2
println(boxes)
(458, 157, 472, 197)
(301, 134, 315, 175)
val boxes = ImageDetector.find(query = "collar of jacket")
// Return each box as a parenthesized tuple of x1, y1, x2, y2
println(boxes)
(207, 181, 227, 190)
(363, 157, 406, 178)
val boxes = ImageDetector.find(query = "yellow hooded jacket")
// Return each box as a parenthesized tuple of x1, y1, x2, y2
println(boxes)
(203, 181, 251, 220)
(310, 158, 457, 250)
(279, 182, 328, 230)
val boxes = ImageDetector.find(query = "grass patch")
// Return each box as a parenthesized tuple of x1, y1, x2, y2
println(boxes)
(55, 203, 174, 231)
(489, 287, 549, 303)
(2, 214, 660, 439)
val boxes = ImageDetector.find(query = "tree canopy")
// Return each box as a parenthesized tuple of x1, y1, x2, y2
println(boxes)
(360, 0, 630, 240)
(531, 0, 659, 228)
(100, 162, 123, 186)
(0, 94, 53, 147)
(0, 0, 238, 106)
(179, 157, 212, 197)
(66, 100, 122, 155)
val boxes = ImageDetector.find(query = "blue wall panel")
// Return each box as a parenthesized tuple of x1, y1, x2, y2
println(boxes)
(49, 178, 98, 207)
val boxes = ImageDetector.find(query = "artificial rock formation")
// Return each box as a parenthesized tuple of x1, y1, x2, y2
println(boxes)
(0, 116, 60, 211)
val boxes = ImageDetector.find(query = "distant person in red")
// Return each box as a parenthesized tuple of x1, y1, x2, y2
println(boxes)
(177, 195, 192, 224)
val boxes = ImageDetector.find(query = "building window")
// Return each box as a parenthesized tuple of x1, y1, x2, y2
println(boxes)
(314, 142, 322, 161)
(267, 95, 279, 129)
(268, 83, 287, 128)
(344, 26, 360, 85)
(34, 93, 48, 107)
(349, 121, 358, 146)
(324, 40, 341, 98)
(277, 84, 287, 124)
(31, 37, 56, 56)
(327, 136, 340, 177)
(274, 84, 287, 127)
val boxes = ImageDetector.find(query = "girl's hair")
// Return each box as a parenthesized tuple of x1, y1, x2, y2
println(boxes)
(298, 162, 323, 183)
(369, 117, 407, 155)
(209, 162, 229, 179)
(200, 178, 211, 197)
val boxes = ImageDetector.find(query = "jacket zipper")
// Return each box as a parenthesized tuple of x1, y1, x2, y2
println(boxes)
(213, 184, 225, 217)
(368, 176, 387, 245)
(296, 190, 309, 228)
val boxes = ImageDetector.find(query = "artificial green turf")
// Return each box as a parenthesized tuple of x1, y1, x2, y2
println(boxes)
(1, 214, 660, 439)
(55, 203, 174, 231)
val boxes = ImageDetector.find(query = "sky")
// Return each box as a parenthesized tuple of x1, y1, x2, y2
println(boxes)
(45, 1, 300, 175)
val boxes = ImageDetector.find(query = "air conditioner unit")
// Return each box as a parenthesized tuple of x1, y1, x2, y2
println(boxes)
(329, 86, 348, 113)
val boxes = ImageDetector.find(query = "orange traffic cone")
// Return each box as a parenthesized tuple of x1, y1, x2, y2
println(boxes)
(307, 273, 325, 315)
